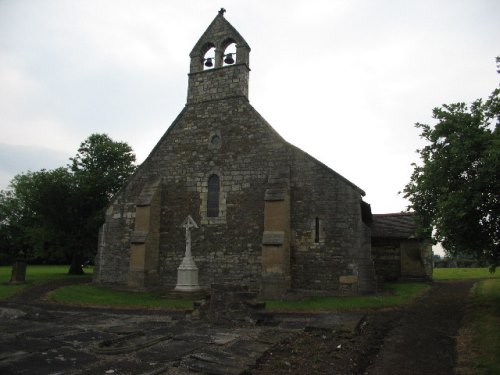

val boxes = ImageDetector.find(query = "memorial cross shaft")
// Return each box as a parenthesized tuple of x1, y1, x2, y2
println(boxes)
(182, 218, 197, 259)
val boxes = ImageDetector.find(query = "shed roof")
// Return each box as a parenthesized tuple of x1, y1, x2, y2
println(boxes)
(371, 212, 418, 239)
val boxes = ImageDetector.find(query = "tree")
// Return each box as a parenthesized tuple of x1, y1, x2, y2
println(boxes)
(0, 134, 136, 274)
(0, 178, 34, 264)
(403, 59, 499, 271)
(0, 168, 75, 264)
(67, 133, 136, 274)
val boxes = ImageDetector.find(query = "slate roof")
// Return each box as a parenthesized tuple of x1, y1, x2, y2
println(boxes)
(371, 212, 418, 239)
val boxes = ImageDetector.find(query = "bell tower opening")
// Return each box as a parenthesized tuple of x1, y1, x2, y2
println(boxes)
(203, 45, 216, 70)
(187, 9, 252, 104)
(222, 41, 236, 66)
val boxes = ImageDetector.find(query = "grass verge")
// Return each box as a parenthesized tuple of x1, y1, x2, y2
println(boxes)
(9, 266, 496, 312)
(266, 282, 429, 312)
(433, 268, 500, 280)
(48, 284, 193, 310)
(0, 265, 92, 300)
(456, 278, 500, 374)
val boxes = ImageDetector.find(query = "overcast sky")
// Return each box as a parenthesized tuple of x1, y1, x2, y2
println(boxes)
(1, 0, 499, 215)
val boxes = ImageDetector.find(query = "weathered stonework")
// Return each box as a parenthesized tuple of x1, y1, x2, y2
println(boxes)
(93, 11, 382, 296)
(371, 213, 433, 282)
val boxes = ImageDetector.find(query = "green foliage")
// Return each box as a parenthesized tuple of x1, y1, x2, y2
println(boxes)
(434, 254, 490, 268)
(48, 284, 193, 309)
(0, 168, 75, 263)
(266, 282, 429, 312)
(403, 58, 500, 269)
(433, 268, 500, 280)
(70, 133, 136, 203)
(67, 133, 136, 274)
(0, 134, 136, 272)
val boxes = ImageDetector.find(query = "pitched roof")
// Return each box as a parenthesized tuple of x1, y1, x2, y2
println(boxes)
(190, 11, 250, 57)
(371, 212, 418, 239)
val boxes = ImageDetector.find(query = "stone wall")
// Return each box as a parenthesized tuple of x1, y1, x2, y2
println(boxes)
(187, 64, 249, 104)
(95, 97, 288, 290)
(94, 96, 373, 293)
(372, 239, 401, 281)
(289, 152, 370, 292)
(401, 239, 433, 280)
(372, 238, 433, 282)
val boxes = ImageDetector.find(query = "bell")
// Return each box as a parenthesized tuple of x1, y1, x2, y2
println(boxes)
(224, 53, 235, 65)
(204, 58, 213, 67)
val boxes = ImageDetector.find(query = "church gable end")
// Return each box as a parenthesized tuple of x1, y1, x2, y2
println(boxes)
(94, 10, 377, 296)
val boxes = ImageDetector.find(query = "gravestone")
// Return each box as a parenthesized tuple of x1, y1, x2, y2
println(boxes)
(10, 251, 27, 284)
(175, 216, 201, 292)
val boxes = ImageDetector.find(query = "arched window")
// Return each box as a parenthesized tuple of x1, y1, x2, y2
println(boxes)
(207, 175, 220, 217)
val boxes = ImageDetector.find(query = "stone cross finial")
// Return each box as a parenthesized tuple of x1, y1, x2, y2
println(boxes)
(218, 8, 226, 16)
(181, 215, 198, 231)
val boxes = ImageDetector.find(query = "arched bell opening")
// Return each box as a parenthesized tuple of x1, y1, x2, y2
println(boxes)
(222, 40, 237, 66)
(203, 45, 216, 70)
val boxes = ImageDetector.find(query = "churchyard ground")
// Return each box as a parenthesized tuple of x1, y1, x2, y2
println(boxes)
(0, 265, 91, 300)
(1, 266, 499, 374)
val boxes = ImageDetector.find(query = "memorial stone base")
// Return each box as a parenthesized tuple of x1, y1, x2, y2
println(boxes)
(175, 256, 201, 292)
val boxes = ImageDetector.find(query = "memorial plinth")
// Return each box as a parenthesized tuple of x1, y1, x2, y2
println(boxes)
(175, 215, 201, 292)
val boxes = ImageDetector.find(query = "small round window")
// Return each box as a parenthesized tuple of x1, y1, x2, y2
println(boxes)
(210, 135, 221, 146)
(209, 132, 222, 150)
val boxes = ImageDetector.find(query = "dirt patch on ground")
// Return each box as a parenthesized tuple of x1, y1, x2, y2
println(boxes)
(245, 312, 395, 375)
(248, 280, 475, 375)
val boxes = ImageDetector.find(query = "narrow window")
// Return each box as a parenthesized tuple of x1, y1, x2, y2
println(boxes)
(314, 217, 320, 243)
(207, 175, 220, 217)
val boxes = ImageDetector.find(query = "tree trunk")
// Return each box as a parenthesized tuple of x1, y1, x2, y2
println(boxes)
(68, 252, 84, 275)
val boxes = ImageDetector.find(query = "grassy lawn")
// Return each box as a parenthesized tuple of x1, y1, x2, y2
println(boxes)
(48, 284, 193, 310)
(266, 282, 430, 312)
(6, 265, 497, 313)
(52, 281, 428, 312)
(458, 278, 500, 374)
(433, 267, 500, 280)
(441, 268, 500, 373)
(48, 281, 428, 312)
(472, 279, 500, 374)
(2, 264, 429, 311)
(0, 265, 92, 300)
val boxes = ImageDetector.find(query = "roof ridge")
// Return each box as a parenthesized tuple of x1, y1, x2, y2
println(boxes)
(373, 212, 414, 217)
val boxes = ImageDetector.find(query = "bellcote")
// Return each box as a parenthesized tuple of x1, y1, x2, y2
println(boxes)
(187, 9, 251, 104)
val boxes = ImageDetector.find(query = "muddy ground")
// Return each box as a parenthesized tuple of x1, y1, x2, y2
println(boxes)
(0, 279, 474, 374)
(249, 280, 474, 375)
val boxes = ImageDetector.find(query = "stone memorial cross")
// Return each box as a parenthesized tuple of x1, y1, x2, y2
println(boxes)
(182, 215, 198, 259)
(175, 215, 201, 292)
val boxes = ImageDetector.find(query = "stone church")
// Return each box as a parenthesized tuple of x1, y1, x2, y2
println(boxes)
(93, 10, 432, 297)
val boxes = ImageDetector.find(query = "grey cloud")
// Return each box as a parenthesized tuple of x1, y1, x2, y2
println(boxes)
(0, 143, 70, 189)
